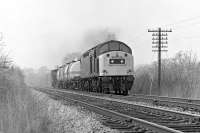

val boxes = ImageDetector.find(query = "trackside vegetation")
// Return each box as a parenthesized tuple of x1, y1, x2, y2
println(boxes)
(132, 51, 200, 98)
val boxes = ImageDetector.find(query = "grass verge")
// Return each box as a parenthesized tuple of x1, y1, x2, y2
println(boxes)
(0, 87, 118, 133)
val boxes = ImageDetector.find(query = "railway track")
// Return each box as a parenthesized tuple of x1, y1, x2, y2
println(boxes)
(58, 88, 200, 113)
(47, 87, 200, 113)
(36, 88, 182, 133)
(35, 87, 200, 133)
(130, 94, 200, 104)
(122, 94, 200, 113)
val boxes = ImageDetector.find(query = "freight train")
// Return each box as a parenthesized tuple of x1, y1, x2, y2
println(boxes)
(51, 40, 134, 95)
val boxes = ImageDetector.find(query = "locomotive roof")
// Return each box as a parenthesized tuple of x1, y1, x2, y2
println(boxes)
(92, 40, 130, 50)
(82, 40, 132, 56)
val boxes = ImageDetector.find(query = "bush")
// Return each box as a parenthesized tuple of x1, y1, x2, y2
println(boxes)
(0, 66, 116, 133)
(0, 66, 25, 89)
(23, 66, 51, 88)
(132, 51, 200, 98)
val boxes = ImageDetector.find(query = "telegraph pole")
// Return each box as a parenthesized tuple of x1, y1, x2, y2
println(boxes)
(148, 28, 172, 95)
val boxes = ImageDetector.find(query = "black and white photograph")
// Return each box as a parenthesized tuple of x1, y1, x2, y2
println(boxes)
(1, 0, 200, 132)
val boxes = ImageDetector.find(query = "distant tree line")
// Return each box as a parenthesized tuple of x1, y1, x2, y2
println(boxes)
(23, 66, 51, 87)
(132, 51, 200, 98)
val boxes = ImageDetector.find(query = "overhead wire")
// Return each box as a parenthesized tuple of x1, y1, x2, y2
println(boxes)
(132, 15, 200, 67)
(161, 15, 200, 28)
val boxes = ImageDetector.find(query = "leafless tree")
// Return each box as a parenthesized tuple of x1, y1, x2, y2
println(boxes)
(0, 34, 25, 89)
(0, 34, 12, 69)
(132, 51, 200, 98)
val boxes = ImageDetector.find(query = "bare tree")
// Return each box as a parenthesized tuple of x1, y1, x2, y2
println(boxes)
(132, 65, 152, 94)
(0, 34, 12, 69)
(132, 51, 200, 98)
(0, 33, 24, 88)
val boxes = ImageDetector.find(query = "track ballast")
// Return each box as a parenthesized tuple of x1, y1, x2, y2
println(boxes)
(35, 87, 200, 133)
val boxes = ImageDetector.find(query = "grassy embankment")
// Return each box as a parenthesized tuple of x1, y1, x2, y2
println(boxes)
(0, 68, 117, 133)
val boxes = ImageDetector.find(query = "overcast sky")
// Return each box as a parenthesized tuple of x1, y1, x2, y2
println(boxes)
(1, 0, 200, 69)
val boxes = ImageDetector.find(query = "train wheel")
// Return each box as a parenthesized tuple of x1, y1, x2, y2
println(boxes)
(92, 79, 97, 92)
(83, 80, 86, 91)
(97, 83, 102, 93)
(123, 89, 128, 96)
(81, 80, 84, 91)
(102, 86, 110, 94)
(85, 81, 89, 92)
(114, 89, 117, 94)
(98, 78, 103, 93)
(89, 79, 92, 92)
(107, 88, 110, 94)
(95, 79, 97, 92)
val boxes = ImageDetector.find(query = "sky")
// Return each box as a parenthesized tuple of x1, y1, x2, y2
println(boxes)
(1, 0, 200, 69)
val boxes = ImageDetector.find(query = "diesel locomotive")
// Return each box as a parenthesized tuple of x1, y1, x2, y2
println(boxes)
(51, 40, 134, 95)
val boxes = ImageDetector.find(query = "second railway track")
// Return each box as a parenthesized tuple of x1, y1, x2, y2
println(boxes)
(41, 86, 200, 114)
(35, 87, 200, 133)
(122, 94, 200, 113)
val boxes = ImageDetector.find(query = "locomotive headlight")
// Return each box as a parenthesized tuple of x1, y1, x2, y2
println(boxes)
(109, 59, 125, 64)
(127, 69, 132, 74)
(102, 69, 108, 75)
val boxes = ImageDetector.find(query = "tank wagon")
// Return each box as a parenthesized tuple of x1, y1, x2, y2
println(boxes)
(51, 40, 135, 95)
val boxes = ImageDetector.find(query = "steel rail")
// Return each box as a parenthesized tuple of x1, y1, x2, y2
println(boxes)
(45, 89, 183, 133)
(36, 87, 200, 120)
